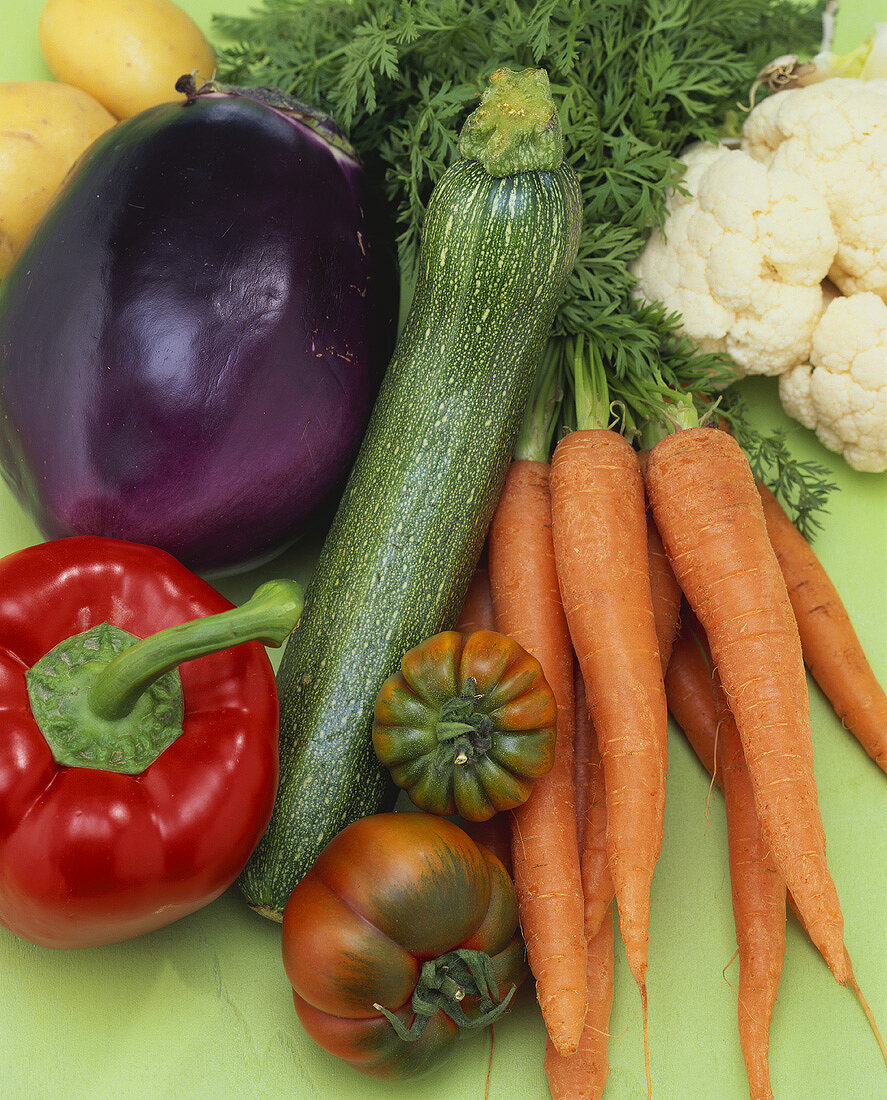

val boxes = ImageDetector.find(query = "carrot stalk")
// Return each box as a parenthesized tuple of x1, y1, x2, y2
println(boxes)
(758, 481, 887, 774)
(646, 426, 849, 984)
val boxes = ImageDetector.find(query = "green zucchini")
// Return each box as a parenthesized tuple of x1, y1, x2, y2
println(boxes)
(239, 67, 582, 917)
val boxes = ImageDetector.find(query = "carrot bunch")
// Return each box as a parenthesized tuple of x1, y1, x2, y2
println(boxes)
(647, 427, 887, 1096)
(451, 347, 886, 1097)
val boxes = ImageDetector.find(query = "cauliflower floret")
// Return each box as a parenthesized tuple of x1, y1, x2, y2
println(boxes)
(743, 78, 887, 301)
(662, 140, 728, 213)
(779, 292, 887, 471)
(630, 146, 837, 376)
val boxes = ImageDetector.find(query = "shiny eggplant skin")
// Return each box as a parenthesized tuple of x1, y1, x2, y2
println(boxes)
(0, 90, 397, 573)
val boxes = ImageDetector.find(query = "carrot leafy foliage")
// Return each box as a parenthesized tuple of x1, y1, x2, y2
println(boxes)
(213, 0, 831, 529)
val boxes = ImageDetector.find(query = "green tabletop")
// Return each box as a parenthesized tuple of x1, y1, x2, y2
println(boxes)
(1, 2, 885, 1097)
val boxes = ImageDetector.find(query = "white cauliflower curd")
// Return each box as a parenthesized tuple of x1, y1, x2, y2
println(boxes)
(742, 78, 887, 301)
(630, 144, 836, 376)
(779, 293, 887, 472)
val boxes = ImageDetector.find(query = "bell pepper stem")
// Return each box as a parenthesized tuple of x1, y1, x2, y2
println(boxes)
(88, 580, 303, 722)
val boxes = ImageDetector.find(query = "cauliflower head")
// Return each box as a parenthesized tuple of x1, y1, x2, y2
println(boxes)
(743, 78, 887, 301)
(779, 292, 887, 472)
(630, 144, 836, 376)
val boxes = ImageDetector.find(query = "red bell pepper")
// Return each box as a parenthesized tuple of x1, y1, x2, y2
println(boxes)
(0, 536, 302, 949)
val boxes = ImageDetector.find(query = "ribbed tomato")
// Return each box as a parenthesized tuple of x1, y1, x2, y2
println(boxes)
(372, 630, 557, 821)
(281, 812, 526, 1079)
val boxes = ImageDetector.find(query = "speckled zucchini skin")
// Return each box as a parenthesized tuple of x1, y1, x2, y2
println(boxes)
(238, 158, 582, 917)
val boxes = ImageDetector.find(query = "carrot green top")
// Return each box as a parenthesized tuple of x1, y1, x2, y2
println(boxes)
(513, 345, 564, 464)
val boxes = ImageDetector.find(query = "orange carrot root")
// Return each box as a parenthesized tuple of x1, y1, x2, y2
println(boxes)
(646, 426, 849, 985)
(545, 669, 615, 1100)
(845, 954, 887, 1067)
(714, 668, 786, 1100)
(455, 557, 497, 634)
(550, 429, 667, 1092)
(646, 513, 683, 675)
(489, 458, 586, 1057)
(544, 910, 615, 1100)
(667, 614, 887, 1074)
(574, 666, 615, 940)
(758, 481, 887, 775)
(665, 609, 719, 785)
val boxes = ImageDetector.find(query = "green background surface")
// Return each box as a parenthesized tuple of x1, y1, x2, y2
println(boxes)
(0, 1, 885, 1097)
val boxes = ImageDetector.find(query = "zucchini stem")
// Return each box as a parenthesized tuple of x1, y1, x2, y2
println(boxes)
(458, 67, 564, 177)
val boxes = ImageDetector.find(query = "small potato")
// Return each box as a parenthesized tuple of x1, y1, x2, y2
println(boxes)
(39, 0, 216, 120)
(0, 81, 115, 278)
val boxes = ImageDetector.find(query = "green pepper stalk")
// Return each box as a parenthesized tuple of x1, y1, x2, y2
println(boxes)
(26, 579, 303, 775)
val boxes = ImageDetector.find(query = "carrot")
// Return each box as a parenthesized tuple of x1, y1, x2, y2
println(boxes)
(666, 611, 887, 1073)
(646, 513, 683, 675)
(645, 426, 849, 984)
(488, 354, 587, 1056)
(550, 427, 668, 1092)
(639, 448, 683, 674)
(758, 481, 887, 774)
(455, 554, 497, 635)
(665, 608, 720, 783)
(573, 662, 595, 826)
(489, 456, 586, 1056)
(712, 667, 787, 1100)
(544, 665, 615, 1100)
(665, 616, 786, 1096)
(574, 664, 615, 940)
(544, 911, 615, 1100)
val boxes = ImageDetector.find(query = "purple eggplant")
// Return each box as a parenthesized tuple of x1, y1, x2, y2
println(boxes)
(0, 81, 397, 573)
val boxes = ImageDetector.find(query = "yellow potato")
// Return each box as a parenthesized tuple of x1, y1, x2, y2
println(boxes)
(0, 81, 115, 279)
(39, 0, 216, 120)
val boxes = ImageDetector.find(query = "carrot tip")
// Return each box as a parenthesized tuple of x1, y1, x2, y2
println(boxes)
(846, 952, 887, 1068)
(638, 981, 651, 1100)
